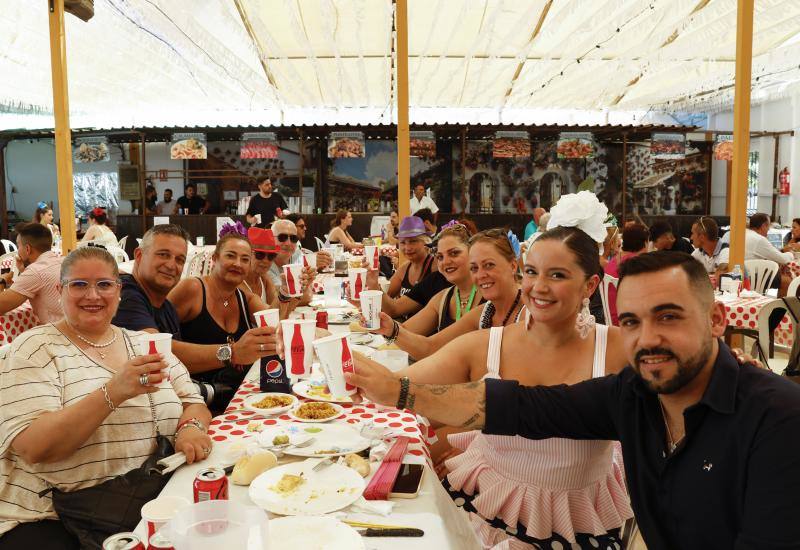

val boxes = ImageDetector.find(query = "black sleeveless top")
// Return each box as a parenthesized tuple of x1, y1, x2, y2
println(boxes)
(180, 278, 252, 382)
(400, 255, 435, 296)
(438, 286, 486, 332)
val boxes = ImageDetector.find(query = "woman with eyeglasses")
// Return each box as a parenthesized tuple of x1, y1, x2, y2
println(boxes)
(240, 227, 304, 318)
(0, 247, 212, 548)
(169, 233, 277, 413)
(327, 209, 358, 251)
(386, 216, 438, 299)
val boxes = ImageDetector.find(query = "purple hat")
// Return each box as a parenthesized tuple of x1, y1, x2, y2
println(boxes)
(396, 216, 427, 239)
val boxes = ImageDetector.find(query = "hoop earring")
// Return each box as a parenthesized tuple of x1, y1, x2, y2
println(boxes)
(575, 297, 595, 339)
(525, 309, 533, 331)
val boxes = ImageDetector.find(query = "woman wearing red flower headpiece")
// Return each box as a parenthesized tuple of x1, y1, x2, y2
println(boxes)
(80, 207, 118, 249)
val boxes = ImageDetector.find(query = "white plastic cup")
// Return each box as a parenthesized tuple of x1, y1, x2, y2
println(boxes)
(282, 263, 304, 297)
(363, 245, 379, 271)
(359, 290, 383, 330)
(323, 278, 343, 306)
(378, 277, 390, 294)
(196, 236, 205, 247)
(280, 319, 317, 378)
(348, 268, 367, 301)
(312, 333, 357, 397)
(332, 243, 344, 258)
(302, 252, 317, 269)
(373, 349, 409, 372)
(140, 332, 173, 387)
(253, 309, 280, 328)
(294, 306, 314, 320)
(141, 495, 190, 540)
(254, 213, 262, 225)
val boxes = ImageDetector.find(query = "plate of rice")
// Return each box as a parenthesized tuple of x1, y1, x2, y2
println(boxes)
(287, 402, 344, 423)
(244, 393, 299, 415)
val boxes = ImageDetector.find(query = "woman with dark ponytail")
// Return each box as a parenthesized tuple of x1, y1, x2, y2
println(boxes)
(80, 207, 118, 249)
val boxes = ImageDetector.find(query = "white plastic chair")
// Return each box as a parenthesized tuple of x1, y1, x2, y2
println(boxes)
(136, 238, 142, 247)
(1, 239, 17, 254)
(106, 246, 129, 264)
(788, 276, 800, 298)
(598, 273, 618, 326)
(185, 251, 213, 278)
(314, 237, 325, 251)
(744, 259, 779, 295)
(756, 297, 800, 373)
(117, 235, 128, 251)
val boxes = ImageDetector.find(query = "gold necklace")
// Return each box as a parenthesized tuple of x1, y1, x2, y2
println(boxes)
(67, 322, 117, 360)
(658, 399, 685, 453)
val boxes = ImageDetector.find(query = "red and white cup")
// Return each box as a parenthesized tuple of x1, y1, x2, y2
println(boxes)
(282, 263, 304, 297)
(359, 290, 383, 330)
(139, 333, 172, 387)
(302, 252, 317, 269)
(348, 268, 367, 301)
(312, 333, 357, 397)
(141, 495, 189, 540)
(363, 245, 379, 270)
(253, 308, 280, 328)
(280, 319, 317, 378)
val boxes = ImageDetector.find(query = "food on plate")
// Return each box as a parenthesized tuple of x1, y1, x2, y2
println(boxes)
(377, 342, 400, 351)
(344, 454, 370, 477)
(493, 138, 529, 158)
(171, 138, 207, 159)
(328, 138, 364, 158)
(253, 394, 294, 409)
(247, 422, 264, 433)
(74, 142, 109, 163)
(348, 321, 369, 333)
(271, 473, 305, 495)
(294, 402, 338, 420)
(272, 434, 290, 446)
(557, 139, 594, 159)
(714, 140, 734, 161)
(231, 452, 277, 485)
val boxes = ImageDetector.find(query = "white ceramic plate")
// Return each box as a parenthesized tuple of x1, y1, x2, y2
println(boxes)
(293, 379, 353, 404)
(250, 462, 365, 516)
(243, 392, 298, 415)
(287, 402, 344, 423)
(274, 423, 370, 458)
(269, 516, 364, 550)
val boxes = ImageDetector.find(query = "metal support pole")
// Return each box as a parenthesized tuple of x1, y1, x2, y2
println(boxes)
(727, 0, 754, 268)
(48, 0, 77, 253)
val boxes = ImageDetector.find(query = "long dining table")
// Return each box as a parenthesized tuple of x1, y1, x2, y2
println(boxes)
(134, 303, 480, 549)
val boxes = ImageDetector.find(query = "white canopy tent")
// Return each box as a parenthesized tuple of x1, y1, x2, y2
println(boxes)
(3, 0, 800, 130)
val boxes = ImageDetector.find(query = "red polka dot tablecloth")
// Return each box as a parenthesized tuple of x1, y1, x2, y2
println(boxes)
(207, 380, 436, 465)
(787, 260, 800, 280)
(0, 303, 40, 345)
(723, 296, 793, 347)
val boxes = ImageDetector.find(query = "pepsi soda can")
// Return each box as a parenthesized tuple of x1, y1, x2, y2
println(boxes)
(259, 355, 292, 393)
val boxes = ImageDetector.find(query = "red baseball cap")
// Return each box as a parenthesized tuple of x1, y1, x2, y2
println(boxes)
(248, 227, 281, 254)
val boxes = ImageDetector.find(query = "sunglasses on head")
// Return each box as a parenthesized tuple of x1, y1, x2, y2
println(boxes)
(276, 233, 299, 243)
(254, 251, 277, 260)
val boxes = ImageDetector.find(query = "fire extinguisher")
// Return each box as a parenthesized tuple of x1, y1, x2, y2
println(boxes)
(779, 167, 790, 195)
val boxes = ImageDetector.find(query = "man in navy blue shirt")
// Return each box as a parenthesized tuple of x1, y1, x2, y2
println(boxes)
(112, 224, 188, 338)
(349, 251, 800, 549)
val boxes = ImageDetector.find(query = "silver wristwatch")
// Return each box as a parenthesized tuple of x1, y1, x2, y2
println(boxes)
(216, 343, 233, 368)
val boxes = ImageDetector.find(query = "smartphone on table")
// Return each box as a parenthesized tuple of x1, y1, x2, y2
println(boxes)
(389, 463, 425, 499)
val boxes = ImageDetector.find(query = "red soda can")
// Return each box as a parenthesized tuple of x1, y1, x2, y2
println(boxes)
(316, 310, 328, 330)
(193, 467, 228, 502)
(148, 532, 174, 550)
(102, 532, 145, 550)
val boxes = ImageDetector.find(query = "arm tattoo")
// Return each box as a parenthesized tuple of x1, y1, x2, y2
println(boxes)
(460, 413, 481, 428)
(406, 392, 416, 411)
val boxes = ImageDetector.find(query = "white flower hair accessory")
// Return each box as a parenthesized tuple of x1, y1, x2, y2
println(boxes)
(546, 191, 609, 243)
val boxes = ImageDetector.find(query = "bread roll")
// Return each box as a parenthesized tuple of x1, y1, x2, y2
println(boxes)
(348, 321, 369, 333)
(230, 452, 277, 485)
(344, 453, 370, 477)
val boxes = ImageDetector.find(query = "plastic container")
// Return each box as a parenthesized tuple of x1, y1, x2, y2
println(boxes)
(163, 500, 269, 550)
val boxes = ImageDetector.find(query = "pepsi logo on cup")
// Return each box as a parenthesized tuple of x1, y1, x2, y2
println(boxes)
(265, 359, 283, 378)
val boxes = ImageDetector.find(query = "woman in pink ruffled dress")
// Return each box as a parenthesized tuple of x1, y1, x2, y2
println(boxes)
(365, 194, 633, 548)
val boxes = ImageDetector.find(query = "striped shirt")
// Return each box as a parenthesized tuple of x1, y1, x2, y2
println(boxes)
(0, 324, 203, 537)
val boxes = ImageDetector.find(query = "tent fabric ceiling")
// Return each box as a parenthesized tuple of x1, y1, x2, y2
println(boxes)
(2, 0, 800, 131)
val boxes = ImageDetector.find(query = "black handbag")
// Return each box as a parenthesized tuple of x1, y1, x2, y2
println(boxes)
(42, 332, 176, 549)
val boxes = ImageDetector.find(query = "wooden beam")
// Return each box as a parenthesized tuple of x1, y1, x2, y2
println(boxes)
(727, 0, 754, 269)
(770, 134, 779, 220)
(621, 133, 627, 224)
(0, 140, 8, 240)
(500, 0, 552, 110)
(396, 0, 411, 221)
(48, 0, 77, 254)
(298, 129, 304, 214)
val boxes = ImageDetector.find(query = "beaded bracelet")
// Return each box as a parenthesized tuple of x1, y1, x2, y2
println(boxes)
(385, 320, 400, 344)
(396, 376, 410, 410)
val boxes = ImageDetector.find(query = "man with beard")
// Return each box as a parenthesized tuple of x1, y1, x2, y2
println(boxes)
(0, 222, 63, 322)
(347, 251, 800, 549)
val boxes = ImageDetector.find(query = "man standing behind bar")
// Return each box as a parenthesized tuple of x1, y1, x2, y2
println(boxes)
(247, 176, 288, 228)
(349, 252, 800, 549)
(174, 183, 209, 214)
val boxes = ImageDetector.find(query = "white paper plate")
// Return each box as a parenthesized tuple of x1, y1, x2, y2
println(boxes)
(293, 379, 353, 404)
(272, 423, 370, 458)
(269, 516, 364, 550)
(287, 402, 344, 423)
(255, 426, 315, 449)
(250, 462, 365, 516)
(349, 333, 374, 345)
(243, 392, 298, 415)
